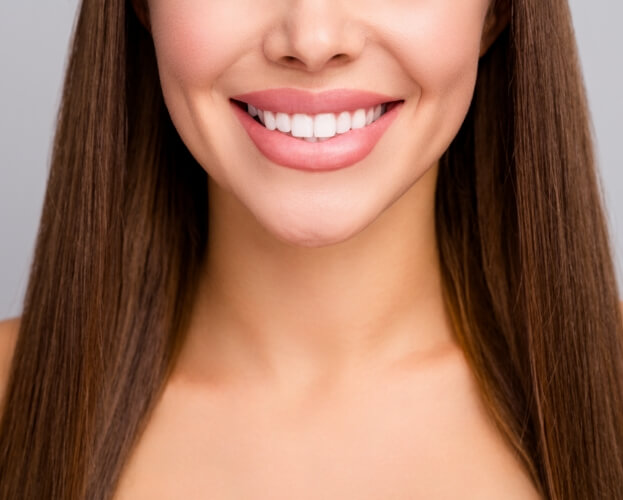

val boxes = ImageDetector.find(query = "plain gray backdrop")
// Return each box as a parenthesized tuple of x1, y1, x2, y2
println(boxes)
(1, 1, 621, 318)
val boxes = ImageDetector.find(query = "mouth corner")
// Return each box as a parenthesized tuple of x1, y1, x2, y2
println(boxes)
(230, 98, 248, 109)
(385, 99, 405, 111)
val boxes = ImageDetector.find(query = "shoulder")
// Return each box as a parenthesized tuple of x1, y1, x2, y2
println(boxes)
(0, 317, 20, 408)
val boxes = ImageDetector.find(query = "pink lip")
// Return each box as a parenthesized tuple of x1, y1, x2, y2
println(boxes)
(231, 88, 400, 115)
(230, 88, 403, 172)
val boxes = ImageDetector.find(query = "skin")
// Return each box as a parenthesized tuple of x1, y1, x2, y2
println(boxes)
(108, 1, 544, 497)
(141, 0, 502, 385)
(0, 0, 542, 497)
(109, 0, 545, 498)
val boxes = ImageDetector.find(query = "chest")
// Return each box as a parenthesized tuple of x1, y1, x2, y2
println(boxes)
(113, 362, 542, 499)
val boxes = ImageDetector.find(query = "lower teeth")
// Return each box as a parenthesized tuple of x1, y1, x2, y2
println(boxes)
(251, 124, 340, 142)
(303, 136, 330, 143)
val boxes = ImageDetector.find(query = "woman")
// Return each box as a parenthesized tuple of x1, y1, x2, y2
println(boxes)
(0, 0, 622, 498)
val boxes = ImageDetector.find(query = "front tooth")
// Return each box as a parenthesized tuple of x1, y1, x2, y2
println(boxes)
(248, 104, 258, 117)
(291, 114, 314, 138)
(264, 111, 277, 131)
(336, 112, 351, 134)
(314, 113, 337, 138)
(304, 136, 318, 142)
(260, 106, 384, 136)
(276, 113, 291, 133)
(351, 109, 366, 129)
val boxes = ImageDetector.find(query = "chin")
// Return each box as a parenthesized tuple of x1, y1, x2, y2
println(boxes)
(260, 210, 370, 249)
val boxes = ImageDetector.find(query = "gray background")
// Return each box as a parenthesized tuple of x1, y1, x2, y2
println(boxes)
(1, 1, 621, 318)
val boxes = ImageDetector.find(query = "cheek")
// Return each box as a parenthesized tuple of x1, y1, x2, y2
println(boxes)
(148, 0, 263, 87)
(146, 0, 271, 185)
(375, 1, 489, 167)
(376, 1, 488, 96)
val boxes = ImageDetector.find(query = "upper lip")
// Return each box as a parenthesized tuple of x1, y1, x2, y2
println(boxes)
(231, 88, 401, 115)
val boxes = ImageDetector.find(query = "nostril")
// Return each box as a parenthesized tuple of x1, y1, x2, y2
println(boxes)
(279, 53, 348, 71)
(279, 55, 308, 70)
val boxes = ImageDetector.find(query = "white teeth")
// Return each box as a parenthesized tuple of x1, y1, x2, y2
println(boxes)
(291, 114, 314, 138)
(365, 108, 374, 126)
(373, 104, 382, 121)
(314, 113, 337, 138)
(247, 103, 390, 139)
(276, 112, 291, 133)
(336, 111, 351, 134)
(264, 110, 276, 131)
(351, 109, 367, 129)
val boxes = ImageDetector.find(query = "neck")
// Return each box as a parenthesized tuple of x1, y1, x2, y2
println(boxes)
(177, 164, 457, 390)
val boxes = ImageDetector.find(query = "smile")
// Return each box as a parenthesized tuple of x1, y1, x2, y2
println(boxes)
(230, 88, 404, 172)
(240, 102, 390, 142)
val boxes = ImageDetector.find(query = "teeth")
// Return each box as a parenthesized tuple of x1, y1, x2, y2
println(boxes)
(314, 113, 337, 138)
(336, 111, 351, 134)
(276, 112, 291, 133)
(246, 103, 390, 139)
(291, 114, 314, 138)
(264, 110, 277, 131)
(351, 109, 367, 129)
(373, 104, 382, 121)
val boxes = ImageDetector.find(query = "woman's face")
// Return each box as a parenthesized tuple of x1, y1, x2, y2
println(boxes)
(145, 0, 493, 247)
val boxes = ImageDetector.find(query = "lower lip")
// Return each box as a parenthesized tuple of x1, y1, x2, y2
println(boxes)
(230, 101, 403, 172)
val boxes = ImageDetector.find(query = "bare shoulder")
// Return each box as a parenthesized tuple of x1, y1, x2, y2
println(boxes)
(0, 317, 21, 407)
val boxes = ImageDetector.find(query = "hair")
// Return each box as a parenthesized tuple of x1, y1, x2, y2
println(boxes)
(0, 0, 621, 498)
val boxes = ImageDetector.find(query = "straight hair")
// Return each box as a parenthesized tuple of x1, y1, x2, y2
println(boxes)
(1, 0, 622, 498)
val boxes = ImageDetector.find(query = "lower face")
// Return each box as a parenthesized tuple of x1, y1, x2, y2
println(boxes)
(146, 0, 491, 247)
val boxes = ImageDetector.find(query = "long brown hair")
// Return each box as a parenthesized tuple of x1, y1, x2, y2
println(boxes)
(1, 0, 621, 498)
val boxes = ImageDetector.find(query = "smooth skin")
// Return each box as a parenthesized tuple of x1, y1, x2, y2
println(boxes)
(0, 0, 553, 497)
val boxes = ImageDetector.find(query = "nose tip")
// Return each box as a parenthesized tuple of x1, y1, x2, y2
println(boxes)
(263, 3, 365, 73)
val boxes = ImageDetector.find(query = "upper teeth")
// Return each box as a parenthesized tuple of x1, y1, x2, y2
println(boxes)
(247, 104, 387, 141)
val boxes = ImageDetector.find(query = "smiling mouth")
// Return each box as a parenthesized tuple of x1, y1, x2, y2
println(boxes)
(230, 99, 403, 143)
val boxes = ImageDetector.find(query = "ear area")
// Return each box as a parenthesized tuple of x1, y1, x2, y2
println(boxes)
(130, 0, 152, 33)
(480, 0, 511, 57)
